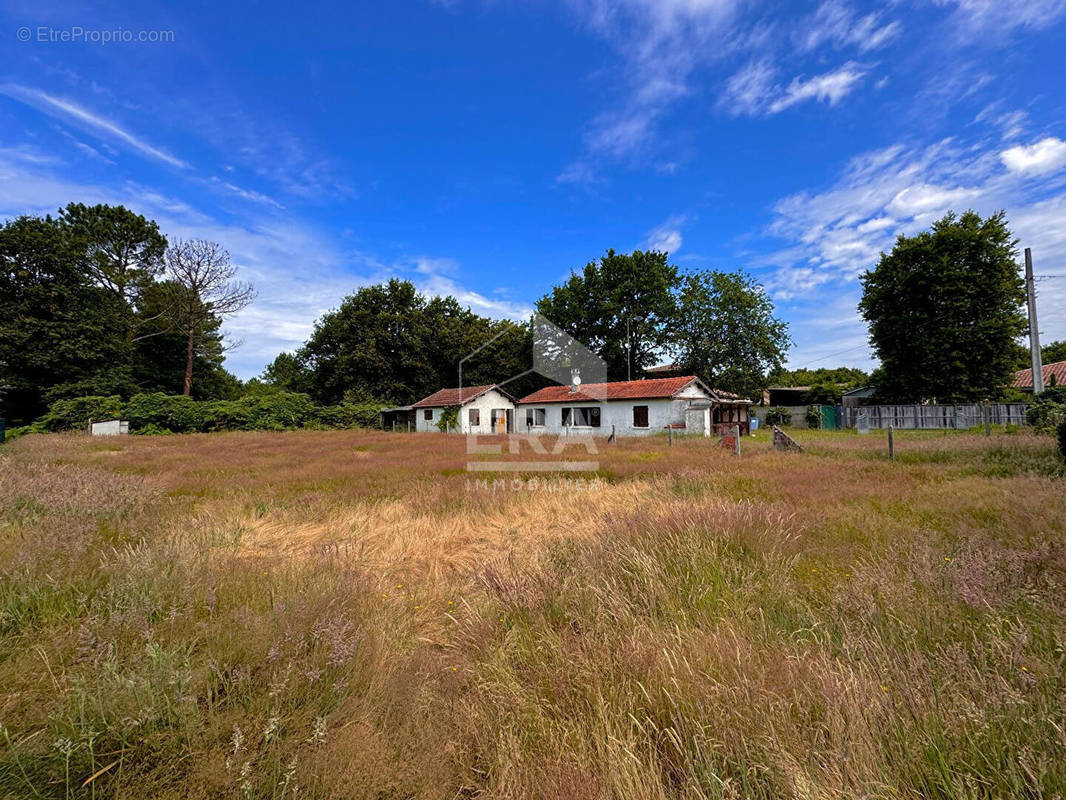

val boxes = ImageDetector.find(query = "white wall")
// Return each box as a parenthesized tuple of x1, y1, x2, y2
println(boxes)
(520, 395, 705, 437)
(415, 388, 515, 433)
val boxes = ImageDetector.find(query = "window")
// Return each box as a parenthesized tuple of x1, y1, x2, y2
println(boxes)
(525, 408, 546, 427)
(424, 409, 433, 421)
(632, 405, 649, 428)
(469, 408, 480, 426)
(562, 406, 601, 427)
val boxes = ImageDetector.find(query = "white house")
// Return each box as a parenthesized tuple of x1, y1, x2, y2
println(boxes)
(516, 376, 752, 437)
(410, 384, 517, 433)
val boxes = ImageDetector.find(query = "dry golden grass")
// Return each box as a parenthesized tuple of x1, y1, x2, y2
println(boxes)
(1, 427, 1064, 799)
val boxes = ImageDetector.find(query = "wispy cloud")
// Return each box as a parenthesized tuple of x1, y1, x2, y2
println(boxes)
(796, 1, 901, 53)
(760, 125, 1066, 345)
(932, 0, 1066, 39)
(720, 61, 868, 117)
(0, 84, 188, 168)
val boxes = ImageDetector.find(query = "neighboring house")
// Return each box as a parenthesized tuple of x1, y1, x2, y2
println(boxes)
(1012, 360, 1066, 391)
(516, 375, 753, 436)
(410, 384, 517, 433)
(841, 386, 875, 407)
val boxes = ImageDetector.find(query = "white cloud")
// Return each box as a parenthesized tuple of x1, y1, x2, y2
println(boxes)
(721, 61, 867, 117)
(0, 84, 188, 168)
(558, 0, 740, 179)
(797, 1, 901, 53)
(768, 62, 867, 113)
(1001, 137, 1066, 176)
(933, 0, 1066, 38)
(761, 131, 1066, 345)
(644, 215, 686, 253)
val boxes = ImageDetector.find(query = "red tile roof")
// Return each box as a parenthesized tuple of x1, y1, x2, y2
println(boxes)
(518, 376, 706, 404)
(411, 384, 497, 408)
(1012, 360, 1066, 389)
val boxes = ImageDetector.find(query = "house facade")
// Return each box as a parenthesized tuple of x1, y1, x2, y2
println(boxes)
(516, 376, 752, 437)
(410, 384, 517, 433)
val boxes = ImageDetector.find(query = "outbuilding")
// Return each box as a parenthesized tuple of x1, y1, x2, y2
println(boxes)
(410, 384, 517, 433)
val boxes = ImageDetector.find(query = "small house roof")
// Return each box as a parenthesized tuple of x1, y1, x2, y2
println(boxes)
(1012, 360, 1066, 389)
(411, 384, 508, 408)
(518, 376, 713, 404)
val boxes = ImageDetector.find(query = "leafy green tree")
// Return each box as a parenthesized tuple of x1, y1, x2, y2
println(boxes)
(1044, 341, 1066, 366)
(296, 280, 530, 404)
(672, 270, 790, 400)
(536, 249, 678, 381)
(768, 366, 870, 389)
(59, 203, 168, 381)
(0, 215, 123, 423)
(260, 352, 313, 394)
(860, 211, 1026, 403)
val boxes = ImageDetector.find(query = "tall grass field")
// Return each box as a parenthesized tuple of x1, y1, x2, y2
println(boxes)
(1, 428, 1064, 799)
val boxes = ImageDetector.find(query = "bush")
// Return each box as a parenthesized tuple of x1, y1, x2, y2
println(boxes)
(233, 392, 318, 430)
(125, 393, 207, 433)
(437, 406, 459, 432)
(805, 405, 821, 429)
(1059, 419, 1066, 461)
(39, 395, 124, 431)
(316, 401, 383, 429)
(201, 400, 252, 431)
(765, 406, 792, 426)
(1025, 394, 1066, 434)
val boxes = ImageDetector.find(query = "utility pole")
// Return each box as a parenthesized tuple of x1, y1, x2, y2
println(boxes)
(1025, 248, 1044, 395)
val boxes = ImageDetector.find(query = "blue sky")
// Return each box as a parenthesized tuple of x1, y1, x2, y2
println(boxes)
(2, 0, 1066, 379)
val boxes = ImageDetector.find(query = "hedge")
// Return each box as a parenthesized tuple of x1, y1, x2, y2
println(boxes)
(27, 392, 387, 435)
(39, 395, 124, 431)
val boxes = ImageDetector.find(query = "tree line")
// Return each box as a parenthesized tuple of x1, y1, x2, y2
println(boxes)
(263, 250, 792, 406)
(1, 204, 253, 424)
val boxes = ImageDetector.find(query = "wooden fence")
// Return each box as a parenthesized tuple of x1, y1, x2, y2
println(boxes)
(839, 404, 1028, 430)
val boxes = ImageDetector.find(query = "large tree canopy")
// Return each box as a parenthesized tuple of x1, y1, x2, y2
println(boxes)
(0, 206, 246, 423)
(295, 279, 531, 405)
(673, 270, 790, 400)
(535, 249, 678, 381)
(859, 211, 1026, 403)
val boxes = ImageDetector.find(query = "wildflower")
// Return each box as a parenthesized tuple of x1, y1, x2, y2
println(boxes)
(231, 724, 244, 754)
(308, 716, 327, 745)
(263, 715, 281, 742)
(944, 557, 951, 562)
(881, 685, 889, 693)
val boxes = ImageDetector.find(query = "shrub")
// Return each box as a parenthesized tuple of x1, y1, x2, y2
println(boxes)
(201, 400, 252, 431)
(39, 395, 124, 431)
(316, 401, 384, 429)
(437, 406, 459, 432)
(1025, 393, 1066, 434)
(1059, 419, 1066, 461)
(805, 405, 821, 429)
(233, 392, 318, 430)
(125, 393, 207, 433)
(765, 406, 792, 426)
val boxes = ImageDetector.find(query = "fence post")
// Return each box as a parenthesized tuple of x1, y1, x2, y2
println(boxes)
(983, 400, 991, 437)
(668, 426, 673, 447)
(733, 424, 740, 456)
(888, 424, 894, 461)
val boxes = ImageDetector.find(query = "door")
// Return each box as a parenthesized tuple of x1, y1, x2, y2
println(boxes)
(505, 409, 514, 433)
